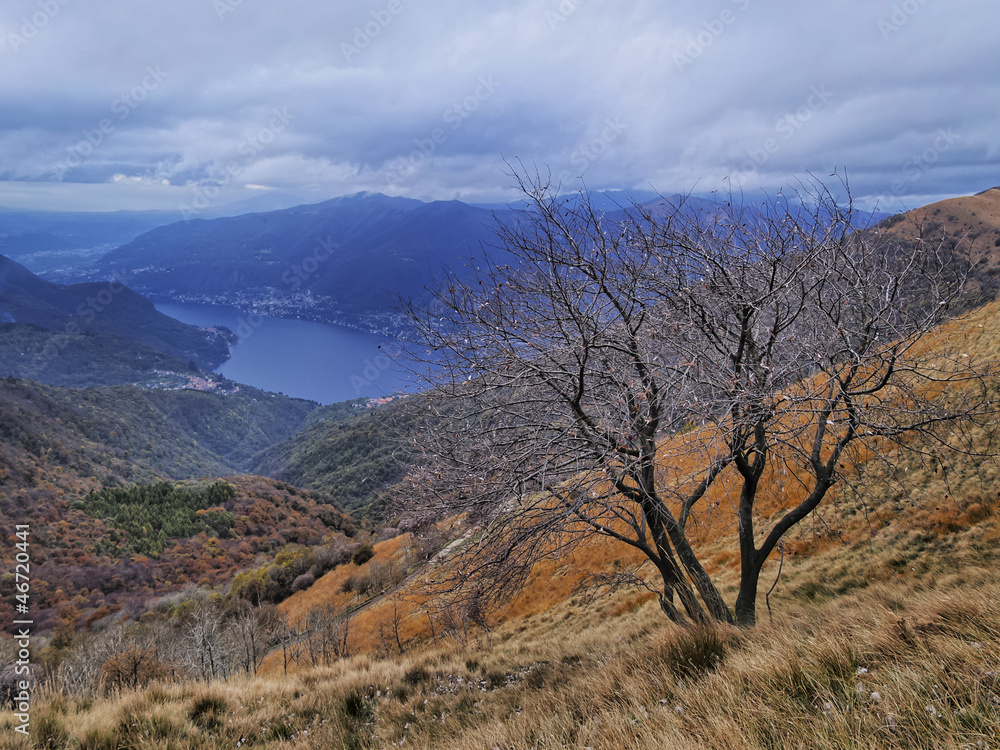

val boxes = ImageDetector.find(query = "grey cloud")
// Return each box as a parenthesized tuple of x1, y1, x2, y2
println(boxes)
(0, 0, 995, 211)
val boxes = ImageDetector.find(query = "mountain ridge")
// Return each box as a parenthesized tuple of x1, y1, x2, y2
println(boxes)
(0, 253, 234, 373)
(96, 193, 505, 332)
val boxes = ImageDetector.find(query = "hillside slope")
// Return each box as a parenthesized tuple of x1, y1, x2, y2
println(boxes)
(278, 292, 1000, 649)
(0, 254, 234, 370)
(0, 376, 335, 628)
(248, 398, 415, 521)
(0, 377, 317, 489)
(0, 323, 201, 388)
(880, 186, 1000, 297)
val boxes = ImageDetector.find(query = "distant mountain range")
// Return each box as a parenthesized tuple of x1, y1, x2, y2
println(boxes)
(92, 189, 892, 334)
(0, 192, 316, 278)
(97, 193, 511, 332)
(2, 187, 896, 337)
(0, 192, 318, 253)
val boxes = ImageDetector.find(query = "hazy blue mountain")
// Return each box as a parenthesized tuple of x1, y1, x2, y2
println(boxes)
(97, 193, 507, 329)
(0, 207, 173, 254)
(0, 195, 327, 279)
(0, 231, 75, 257)
(91, 189, 887, 333)
(196, 191, 320, 218)
(0, 206, 181, 280)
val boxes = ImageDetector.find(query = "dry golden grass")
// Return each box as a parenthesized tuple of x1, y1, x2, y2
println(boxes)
(272, 298, 1000, 668)
(882, 186, 1000, 259)
(6, 554, 998, 749)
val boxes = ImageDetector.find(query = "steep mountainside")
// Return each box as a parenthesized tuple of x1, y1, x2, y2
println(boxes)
(0, 254, 234, 370)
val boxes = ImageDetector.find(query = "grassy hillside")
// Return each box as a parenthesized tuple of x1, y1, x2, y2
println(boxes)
(6, 448, 1000, 748)
(881, 186, 1000, 299)
(49, 586, 999, 748)
(6, 295, 997, 749)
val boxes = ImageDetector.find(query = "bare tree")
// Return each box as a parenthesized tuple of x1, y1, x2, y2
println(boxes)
(99, 643, 167, 693)
(375, 593, 407, 655)
(230, 602, 281, 676)
(49, 618, 188, 697)
(187, 601, 230, 681)
(279, 614, 308, 675)
(401, 171, 992, 626)
(304, 603, 351, 666)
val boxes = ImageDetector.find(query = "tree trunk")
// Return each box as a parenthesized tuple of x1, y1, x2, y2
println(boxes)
(734, 553, 762, 627)
(641, 496, 709, 624)
(662, 517, 733, 624)
(734, 456, 765, 627)
(658, 592, 683, 622)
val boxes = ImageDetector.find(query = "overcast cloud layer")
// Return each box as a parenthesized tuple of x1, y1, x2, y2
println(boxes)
(0, 0, 996, 214)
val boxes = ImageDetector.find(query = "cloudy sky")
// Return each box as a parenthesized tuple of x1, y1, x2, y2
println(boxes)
(0, 0, 996, 214)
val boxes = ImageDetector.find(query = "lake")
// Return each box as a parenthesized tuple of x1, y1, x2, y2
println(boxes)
(156, 302, 419, 404)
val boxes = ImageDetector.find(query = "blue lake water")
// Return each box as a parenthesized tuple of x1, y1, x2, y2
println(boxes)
(156, 302, 419, 405)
